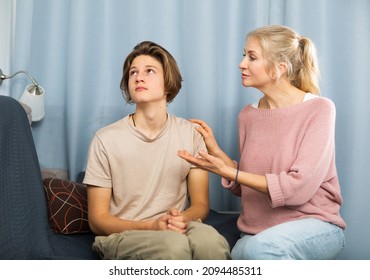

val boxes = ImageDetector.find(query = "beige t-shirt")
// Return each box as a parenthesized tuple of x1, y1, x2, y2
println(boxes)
(83, 114, 206, 221)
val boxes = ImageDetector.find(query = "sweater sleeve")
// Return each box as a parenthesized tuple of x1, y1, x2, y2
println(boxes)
(267, 98, 339, 208)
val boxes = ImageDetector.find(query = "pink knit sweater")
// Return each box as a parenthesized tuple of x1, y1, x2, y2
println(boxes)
(222, 97, 346, 234)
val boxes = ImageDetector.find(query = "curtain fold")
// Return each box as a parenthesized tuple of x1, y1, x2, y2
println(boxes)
(2, 0, 369, 259)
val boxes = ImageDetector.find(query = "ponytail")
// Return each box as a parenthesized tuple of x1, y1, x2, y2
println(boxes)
(296, 37, 320, 94)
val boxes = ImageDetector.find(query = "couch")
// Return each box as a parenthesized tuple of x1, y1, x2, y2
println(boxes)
(0, 95, 240, 259)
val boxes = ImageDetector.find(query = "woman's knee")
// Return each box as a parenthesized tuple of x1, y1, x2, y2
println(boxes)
(232, 234, 286, 260)
(231, 220, 346, 260)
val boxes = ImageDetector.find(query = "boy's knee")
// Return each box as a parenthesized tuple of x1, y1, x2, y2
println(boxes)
(161, 231, 192, 259)
(188, 223, 231, 259)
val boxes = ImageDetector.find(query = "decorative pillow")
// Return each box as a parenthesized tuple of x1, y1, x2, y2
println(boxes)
(43, 178, 91, 234)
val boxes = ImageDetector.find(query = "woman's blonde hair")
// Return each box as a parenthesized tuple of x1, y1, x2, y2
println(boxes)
(247, 25, 320, 94)
(120, 41, 182, 104)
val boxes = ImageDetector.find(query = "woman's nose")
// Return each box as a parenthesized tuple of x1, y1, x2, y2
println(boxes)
(239, 57, 247, 70)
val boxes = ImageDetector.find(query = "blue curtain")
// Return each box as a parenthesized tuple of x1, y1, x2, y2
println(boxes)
(3, 0, 370, 259)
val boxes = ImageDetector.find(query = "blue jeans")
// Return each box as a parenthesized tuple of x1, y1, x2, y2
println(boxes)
(231, 218, 345, 260)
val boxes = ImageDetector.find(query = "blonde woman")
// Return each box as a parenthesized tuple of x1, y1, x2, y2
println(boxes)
(178, 25, 346, 260)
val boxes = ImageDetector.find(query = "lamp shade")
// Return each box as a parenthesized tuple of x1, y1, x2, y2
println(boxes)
(19, 84, 45, 122)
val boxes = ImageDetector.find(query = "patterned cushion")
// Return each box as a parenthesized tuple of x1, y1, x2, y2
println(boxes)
(43, 178, 90, 234)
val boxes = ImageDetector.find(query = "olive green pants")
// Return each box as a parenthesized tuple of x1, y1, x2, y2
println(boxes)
(92, 221, 231, 260)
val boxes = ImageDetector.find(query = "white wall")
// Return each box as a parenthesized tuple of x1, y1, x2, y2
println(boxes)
(0, 0, 15, 96)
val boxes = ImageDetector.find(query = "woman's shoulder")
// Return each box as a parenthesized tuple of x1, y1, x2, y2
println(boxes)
(239, 103, 255, 114)
(243, 95, 335, 112)
(237, 96, 336, 124)
(306, 95, 336, 113)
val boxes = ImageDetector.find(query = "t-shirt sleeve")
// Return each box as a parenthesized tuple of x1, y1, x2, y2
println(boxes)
(83, 134, 112, 188)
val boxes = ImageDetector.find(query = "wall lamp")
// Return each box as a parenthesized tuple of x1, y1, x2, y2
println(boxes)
(0, 68, 45, 122)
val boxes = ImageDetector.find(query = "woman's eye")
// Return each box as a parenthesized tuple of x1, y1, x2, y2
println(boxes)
(129, 70, 137, 76)
(249, 56, 256, 61)
(147, 69, 155, 74)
